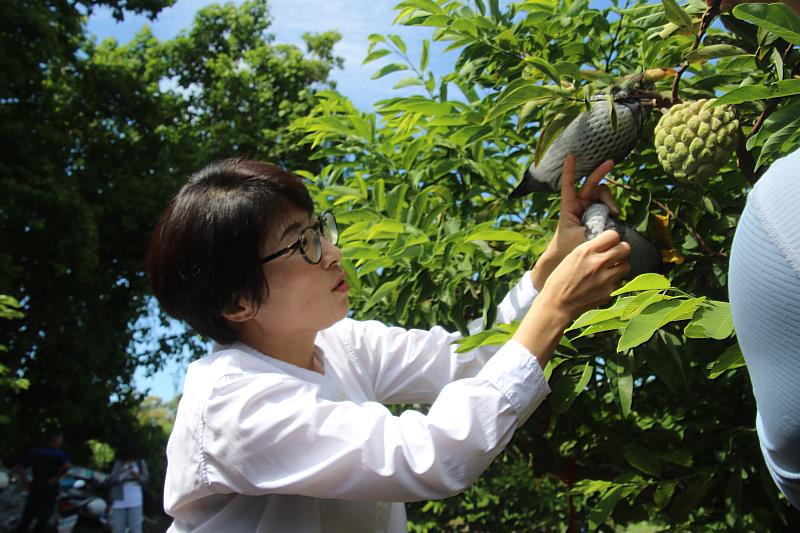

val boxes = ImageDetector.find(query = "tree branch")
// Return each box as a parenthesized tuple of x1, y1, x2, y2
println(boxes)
(671, 1, 721, 102)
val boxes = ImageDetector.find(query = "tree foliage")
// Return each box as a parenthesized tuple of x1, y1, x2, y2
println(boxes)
(292, 0, 800, 529)
(0, 0, 341, 468)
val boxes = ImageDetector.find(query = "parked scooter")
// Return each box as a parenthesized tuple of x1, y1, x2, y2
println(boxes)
(53, 467, 110, 533)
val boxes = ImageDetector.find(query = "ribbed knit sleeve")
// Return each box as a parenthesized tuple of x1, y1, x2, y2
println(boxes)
(729, 148, 800, 509)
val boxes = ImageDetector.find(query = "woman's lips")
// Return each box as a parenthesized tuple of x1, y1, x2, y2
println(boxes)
(333, 278, 349, 292)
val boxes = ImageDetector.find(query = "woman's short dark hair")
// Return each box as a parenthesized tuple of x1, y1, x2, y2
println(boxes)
(147, 158, 314, 344)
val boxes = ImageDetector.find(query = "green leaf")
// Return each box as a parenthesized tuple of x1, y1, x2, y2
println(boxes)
(653, 481, 677, 510)
(533, 106, 582, 165)
(550, 360, 594, 414)
(684, 301, 733, 339)
(574, 317, 627, 338)
(497, 29, 519, 48)
(712, 84, 772, 106)
(364, 219, 408, 239)
(464, 229, 527, 242)
(617, 299, 684, 352)
(756, 114, 800, 168)
(733, 2, 800, 45)
(607, 352, 633, 418)
(395, 0, 443, 15)
(660, 449, 693, 467)
(454, 330, 511, 353)
(371, 63, 409, 79)
(420, 39, 429, 71)
(662, 0, 693, 31)
(611, 273, 670, 296)
(669, 477, 709, 523)
(393, 77, 424, 89)
(567, 296, 636, 331)
(620, 290, 665, 320)
(363, 277, 403, 311)
(388, 34, 407, 54)
(554, 61, 580, 81)
(363, 49, 391, 64)
(707, 343, 746, 379)
(685, 44, 746, 62)
(773, 78, 800, 98)
(588, 485, 625, 529)
(623, 443, 662, 476)
(483, 80, 556, 123)
(524, 56, 561, 85)
(710, 80, 800, 106)
(573, 479, 615, 496)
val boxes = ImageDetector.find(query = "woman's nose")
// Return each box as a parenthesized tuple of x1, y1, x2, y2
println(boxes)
(320, 237, 342, 268)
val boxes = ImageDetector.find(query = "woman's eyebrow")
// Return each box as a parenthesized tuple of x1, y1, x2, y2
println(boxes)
(279, 219, 308, 240)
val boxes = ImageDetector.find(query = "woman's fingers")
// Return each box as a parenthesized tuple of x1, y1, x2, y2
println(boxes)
(606, 259, 631, 281)
(595, 184, 620, 217)
(599, 239, 631, 265)
(583, 228, 622, 253)
(577, 160, 614, 202)
(560, 154, 578, 206)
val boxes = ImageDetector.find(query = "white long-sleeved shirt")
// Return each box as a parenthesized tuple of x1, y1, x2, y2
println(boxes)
(164, 273, 550, 532)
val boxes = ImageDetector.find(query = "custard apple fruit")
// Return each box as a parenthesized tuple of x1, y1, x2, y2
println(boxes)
(654, 99, 739, 183)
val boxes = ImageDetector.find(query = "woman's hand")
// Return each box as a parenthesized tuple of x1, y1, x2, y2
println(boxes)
(531, 155, 619, 291)
(516, 230, 630, 367)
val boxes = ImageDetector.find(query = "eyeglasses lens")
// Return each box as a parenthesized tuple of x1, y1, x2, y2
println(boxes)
(301, 227, 322, 264)
(321, 212, 338, 245)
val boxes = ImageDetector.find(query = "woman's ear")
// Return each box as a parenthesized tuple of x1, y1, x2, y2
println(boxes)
(221, 299, 258, 323)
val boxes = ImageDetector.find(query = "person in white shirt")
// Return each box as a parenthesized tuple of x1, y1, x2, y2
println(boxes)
(146, 155, 630, 532)
(108, 446, 150, 533)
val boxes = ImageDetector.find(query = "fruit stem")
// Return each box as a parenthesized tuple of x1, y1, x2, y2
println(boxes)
(671, 1, 722, 102)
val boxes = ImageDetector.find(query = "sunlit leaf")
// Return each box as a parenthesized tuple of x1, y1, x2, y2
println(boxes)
(661, 0, 693, 31)
(611, 273, 671, 296)
(733, 2, 800, 45)
(707, 343, 746, 379)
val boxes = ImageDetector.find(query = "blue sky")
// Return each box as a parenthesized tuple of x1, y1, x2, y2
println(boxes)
(88, 0, 461, 112)
(87, 0, 617, 399)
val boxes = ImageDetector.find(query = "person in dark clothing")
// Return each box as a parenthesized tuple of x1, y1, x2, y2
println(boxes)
(15, 431, 70, 532)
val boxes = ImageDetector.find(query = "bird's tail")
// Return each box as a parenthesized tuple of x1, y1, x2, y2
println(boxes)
(508, 168, 554, 199)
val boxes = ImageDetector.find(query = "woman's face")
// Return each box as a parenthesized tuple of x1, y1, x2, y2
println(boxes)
(256, 207, 349, 334)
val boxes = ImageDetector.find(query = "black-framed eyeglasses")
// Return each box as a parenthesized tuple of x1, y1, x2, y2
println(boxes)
(260, 211, 339, 265)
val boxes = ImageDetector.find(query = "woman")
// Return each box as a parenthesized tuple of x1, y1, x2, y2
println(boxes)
(108, 446, 149, 533)
(147, 155, 630, 532)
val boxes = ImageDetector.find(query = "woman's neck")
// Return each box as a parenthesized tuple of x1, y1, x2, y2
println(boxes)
(237, 323, 321, 373)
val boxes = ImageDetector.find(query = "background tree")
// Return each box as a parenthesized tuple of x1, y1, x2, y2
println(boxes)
(0, 0, 341, 478)
(293, 0, 800, 529)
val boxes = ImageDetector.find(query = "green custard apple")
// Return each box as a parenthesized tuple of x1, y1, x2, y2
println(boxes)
(654, 99, 739, 183)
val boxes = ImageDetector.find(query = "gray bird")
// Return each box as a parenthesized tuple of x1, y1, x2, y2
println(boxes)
(509, 96, 649, 197)
(582, 203, 662, 279)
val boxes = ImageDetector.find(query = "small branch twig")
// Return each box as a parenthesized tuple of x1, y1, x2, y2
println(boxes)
(671, 1, 722, 102)
(603, 1, 630, 71)
(735, 138, 758, 186)
(741, 43, 796, 183)
(749, 44, 794, 139)
(637, 90, 676, 109)
(604, 177, 728, 259)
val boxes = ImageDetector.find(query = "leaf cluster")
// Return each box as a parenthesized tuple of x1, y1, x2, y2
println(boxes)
(292, 0, 800, 529)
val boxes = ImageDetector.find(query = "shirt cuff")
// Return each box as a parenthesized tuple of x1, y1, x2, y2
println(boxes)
(477, 340, 550, 428)
(496, 271, 539, 324)
(756, 411, 800, 508)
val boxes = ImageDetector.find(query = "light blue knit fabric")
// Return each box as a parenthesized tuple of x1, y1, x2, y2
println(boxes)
(729, 147, 800, 509)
